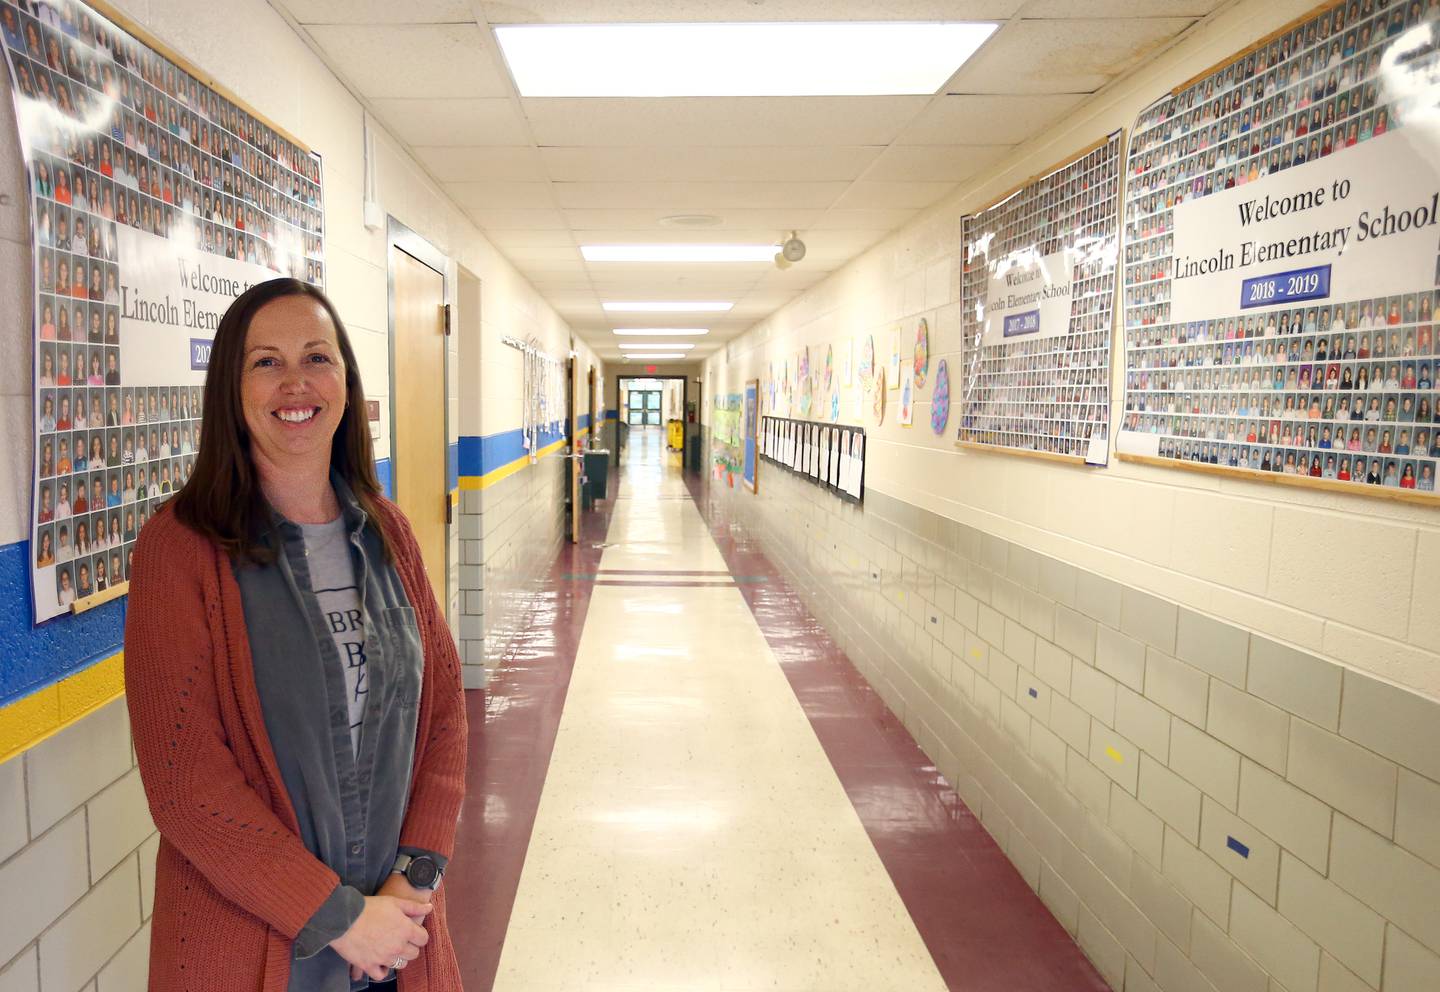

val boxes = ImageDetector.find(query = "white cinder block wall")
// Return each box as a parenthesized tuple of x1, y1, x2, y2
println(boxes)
(0, 0, 602, 984)
(702, 0, 1440, 990)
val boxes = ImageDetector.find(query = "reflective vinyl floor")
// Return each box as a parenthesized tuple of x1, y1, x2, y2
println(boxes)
(446, 427, 1106, 992)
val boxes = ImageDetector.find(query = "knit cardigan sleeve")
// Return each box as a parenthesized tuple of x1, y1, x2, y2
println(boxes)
(379, 500, 469, 861)
(124, 511, 341, 939)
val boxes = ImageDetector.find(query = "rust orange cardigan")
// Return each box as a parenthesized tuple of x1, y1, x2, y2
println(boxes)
(124, 499, 468, 991)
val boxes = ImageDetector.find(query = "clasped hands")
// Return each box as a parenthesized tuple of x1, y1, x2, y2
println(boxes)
(330, 873, 435, 981)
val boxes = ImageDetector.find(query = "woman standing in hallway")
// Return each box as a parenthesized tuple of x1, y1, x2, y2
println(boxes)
(125, 278, 467, 991)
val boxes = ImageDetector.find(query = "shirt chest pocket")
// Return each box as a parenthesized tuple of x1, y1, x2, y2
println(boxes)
(376, 605, 423, 706)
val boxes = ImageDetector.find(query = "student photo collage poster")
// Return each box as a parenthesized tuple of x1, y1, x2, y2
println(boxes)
(1117, 0, 1440, 500)
(1, 0, 326, 620)
(957, 132, 1121, 465)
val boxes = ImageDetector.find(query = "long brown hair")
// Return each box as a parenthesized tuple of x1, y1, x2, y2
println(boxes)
(173, 278, 394, 564)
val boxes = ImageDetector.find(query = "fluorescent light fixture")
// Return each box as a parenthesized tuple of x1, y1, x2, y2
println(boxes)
(624, 353, 687, 360)
(582, 244, 778, 262)
(620, 342, 695, 350)
(495, 22, 997, 97)
(613, 328, 710, 336)
(604, 302, 733, 313)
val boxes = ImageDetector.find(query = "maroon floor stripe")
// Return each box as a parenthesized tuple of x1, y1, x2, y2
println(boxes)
(596, 568, 733, 575)
(593, 579, 738, 587)
(443, 472, 619, 991)
(683, 470, 1110, 992)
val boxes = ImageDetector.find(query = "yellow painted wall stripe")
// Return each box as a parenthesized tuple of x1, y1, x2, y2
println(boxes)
(0, 652, 126, 765)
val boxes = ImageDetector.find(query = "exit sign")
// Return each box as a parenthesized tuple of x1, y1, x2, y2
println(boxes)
(645, 365, 657, 373)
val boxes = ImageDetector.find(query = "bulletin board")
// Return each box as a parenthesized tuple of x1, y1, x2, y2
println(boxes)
(3, 0, 326, 623)
(759, 415, 866, 504)
(1115, 0, 1439, 501)
(742, 379, 759, 492)
(957, 131, 1121, 465)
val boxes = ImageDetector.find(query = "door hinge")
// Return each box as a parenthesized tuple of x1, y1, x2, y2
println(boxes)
(444, 493, 453, 525)
(442, 303, 452, 336)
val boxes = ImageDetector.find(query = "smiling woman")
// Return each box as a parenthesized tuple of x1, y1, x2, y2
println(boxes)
(125, 278, 467, 991)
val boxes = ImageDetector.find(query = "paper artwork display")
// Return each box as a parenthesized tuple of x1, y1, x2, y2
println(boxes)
(830, 390, 840, 422)
(900, 361, 915, 426)
(873, 367, 886, 425)
(1116, 0, 1439, 499)
(4, 0, 326, 622)
(888, 328, 901, 384)
(824, 343, 834, 391)
(931, 358, 951, 435)
(914, 317, 929, 389)
(798, 346, 811, 416)
(957, 133, 1120, 463)
(860, 334, 875, 384)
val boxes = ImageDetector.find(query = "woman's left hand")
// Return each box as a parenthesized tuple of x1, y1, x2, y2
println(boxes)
(348, 874, 435, 980)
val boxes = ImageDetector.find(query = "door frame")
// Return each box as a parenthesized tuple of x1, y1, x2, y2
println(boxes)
(385, 216, 451, 617)
(615, 374, 689, 449)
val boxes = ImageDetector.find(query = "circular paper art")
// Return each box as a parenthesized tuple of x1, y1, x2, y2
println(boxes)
(859, 335, 875, 385)
(914, 318, 930, 389)
(931, 358, 951, 435)
(825, 344, 835, 390)
(872, 367, 886, 425)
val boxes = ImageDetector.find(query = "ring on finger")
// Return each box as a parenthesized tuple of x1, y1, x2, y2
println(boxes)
(394, 956, 405, 970)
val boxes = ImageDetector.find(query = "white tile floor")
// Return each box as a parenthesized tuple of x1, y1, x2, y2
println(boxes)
(491, 429, 947, 992)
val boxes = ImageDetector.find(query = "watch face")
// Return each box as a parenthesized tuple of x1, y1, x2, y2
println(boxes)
(407, 856, 440, 888)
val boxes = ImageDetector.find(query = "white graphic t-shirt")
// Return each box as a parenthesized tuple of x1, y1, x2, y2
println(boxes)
(300, 517, 366, 752)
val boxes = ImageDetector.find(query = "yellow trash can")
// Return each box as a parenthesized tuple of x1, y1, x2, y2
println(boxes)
(667, 419, 685, 450)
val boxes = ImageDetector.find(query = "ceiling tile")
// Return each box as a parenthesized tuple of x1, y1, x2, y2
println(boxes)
(947, 17, 1196, 94)
(482, 230, 579, 247)
(864, 144, 1012, 182)
(464, 207, 570, 229)
(305, 24, 511, 98)
(538, 145, 883, 183)
(481, 0, 1025, 22)
(561, 208, 825, 231)
(369, 99, 532, 146)
(279, 0, 474, 23)
(808, 208, 921, 230)
(553, 181, 846, 210)
(413, 146, 545, 181)
(444, 181, 556, 208)
(830, 181, 956, 210)
(1019, 0, 1223, 14)
(897, 93, 1087, 145)
(521, 97, 930, 146)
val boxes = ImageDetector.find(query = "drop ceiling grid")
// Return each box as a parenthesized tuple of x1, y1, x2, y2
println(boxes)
(274, 0, 1222, 356)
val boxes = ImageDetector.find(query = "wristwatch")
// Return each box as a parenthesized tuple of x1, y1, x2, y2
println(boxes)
(391, 853, 443, 891)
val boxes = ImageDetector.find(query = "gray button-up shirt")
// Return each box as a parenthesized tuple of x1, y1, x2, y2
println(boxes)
(234, 478, 442, 991)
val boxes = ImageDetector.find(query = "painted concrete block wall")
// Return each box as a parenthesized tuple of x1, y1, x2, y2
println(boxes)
(700, 465, 1440, 992)
(702, 0, 1440, 703)
(0, 698, 155, 992)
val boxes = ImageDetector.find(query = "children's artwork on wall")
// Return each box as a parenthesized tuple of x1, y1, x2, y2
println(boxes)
(900, 362, 915, 426)
(915, 318, 930, 389)
(873, 367, 886, 425)
(931, 359, 951, 435)
(830, 390, 840, 422)
(825, 344, 834, 391)
(888, 328, 901, 385)
(860, 334, 875, 385)
(798, 346, 811, 417)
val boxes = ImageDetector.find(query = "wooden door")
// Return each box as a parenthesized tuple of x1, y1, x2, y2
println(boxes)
(587, 365, 597, 446)
(391, 249, 448, 610)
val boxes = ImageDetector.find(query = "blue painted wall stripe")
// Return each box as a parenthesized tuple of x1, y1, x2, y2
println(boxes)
(0, 541, 125, 708)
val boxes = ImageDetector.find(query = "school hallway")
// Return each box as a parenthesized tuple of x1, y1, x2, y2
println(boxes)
(442, 429, 1106, 992)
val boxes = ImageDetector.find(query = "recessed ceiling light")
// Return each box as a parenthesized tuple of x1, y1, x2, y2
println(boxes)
(659, 214, 722, 228)
(622, 353, 688, 360)
(613, 328, 710, 336)
(603, 302, 733, 312)
(582, 244, 777, 262)
(620, 342, 695, 350)
(494, 22, 998, 97)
